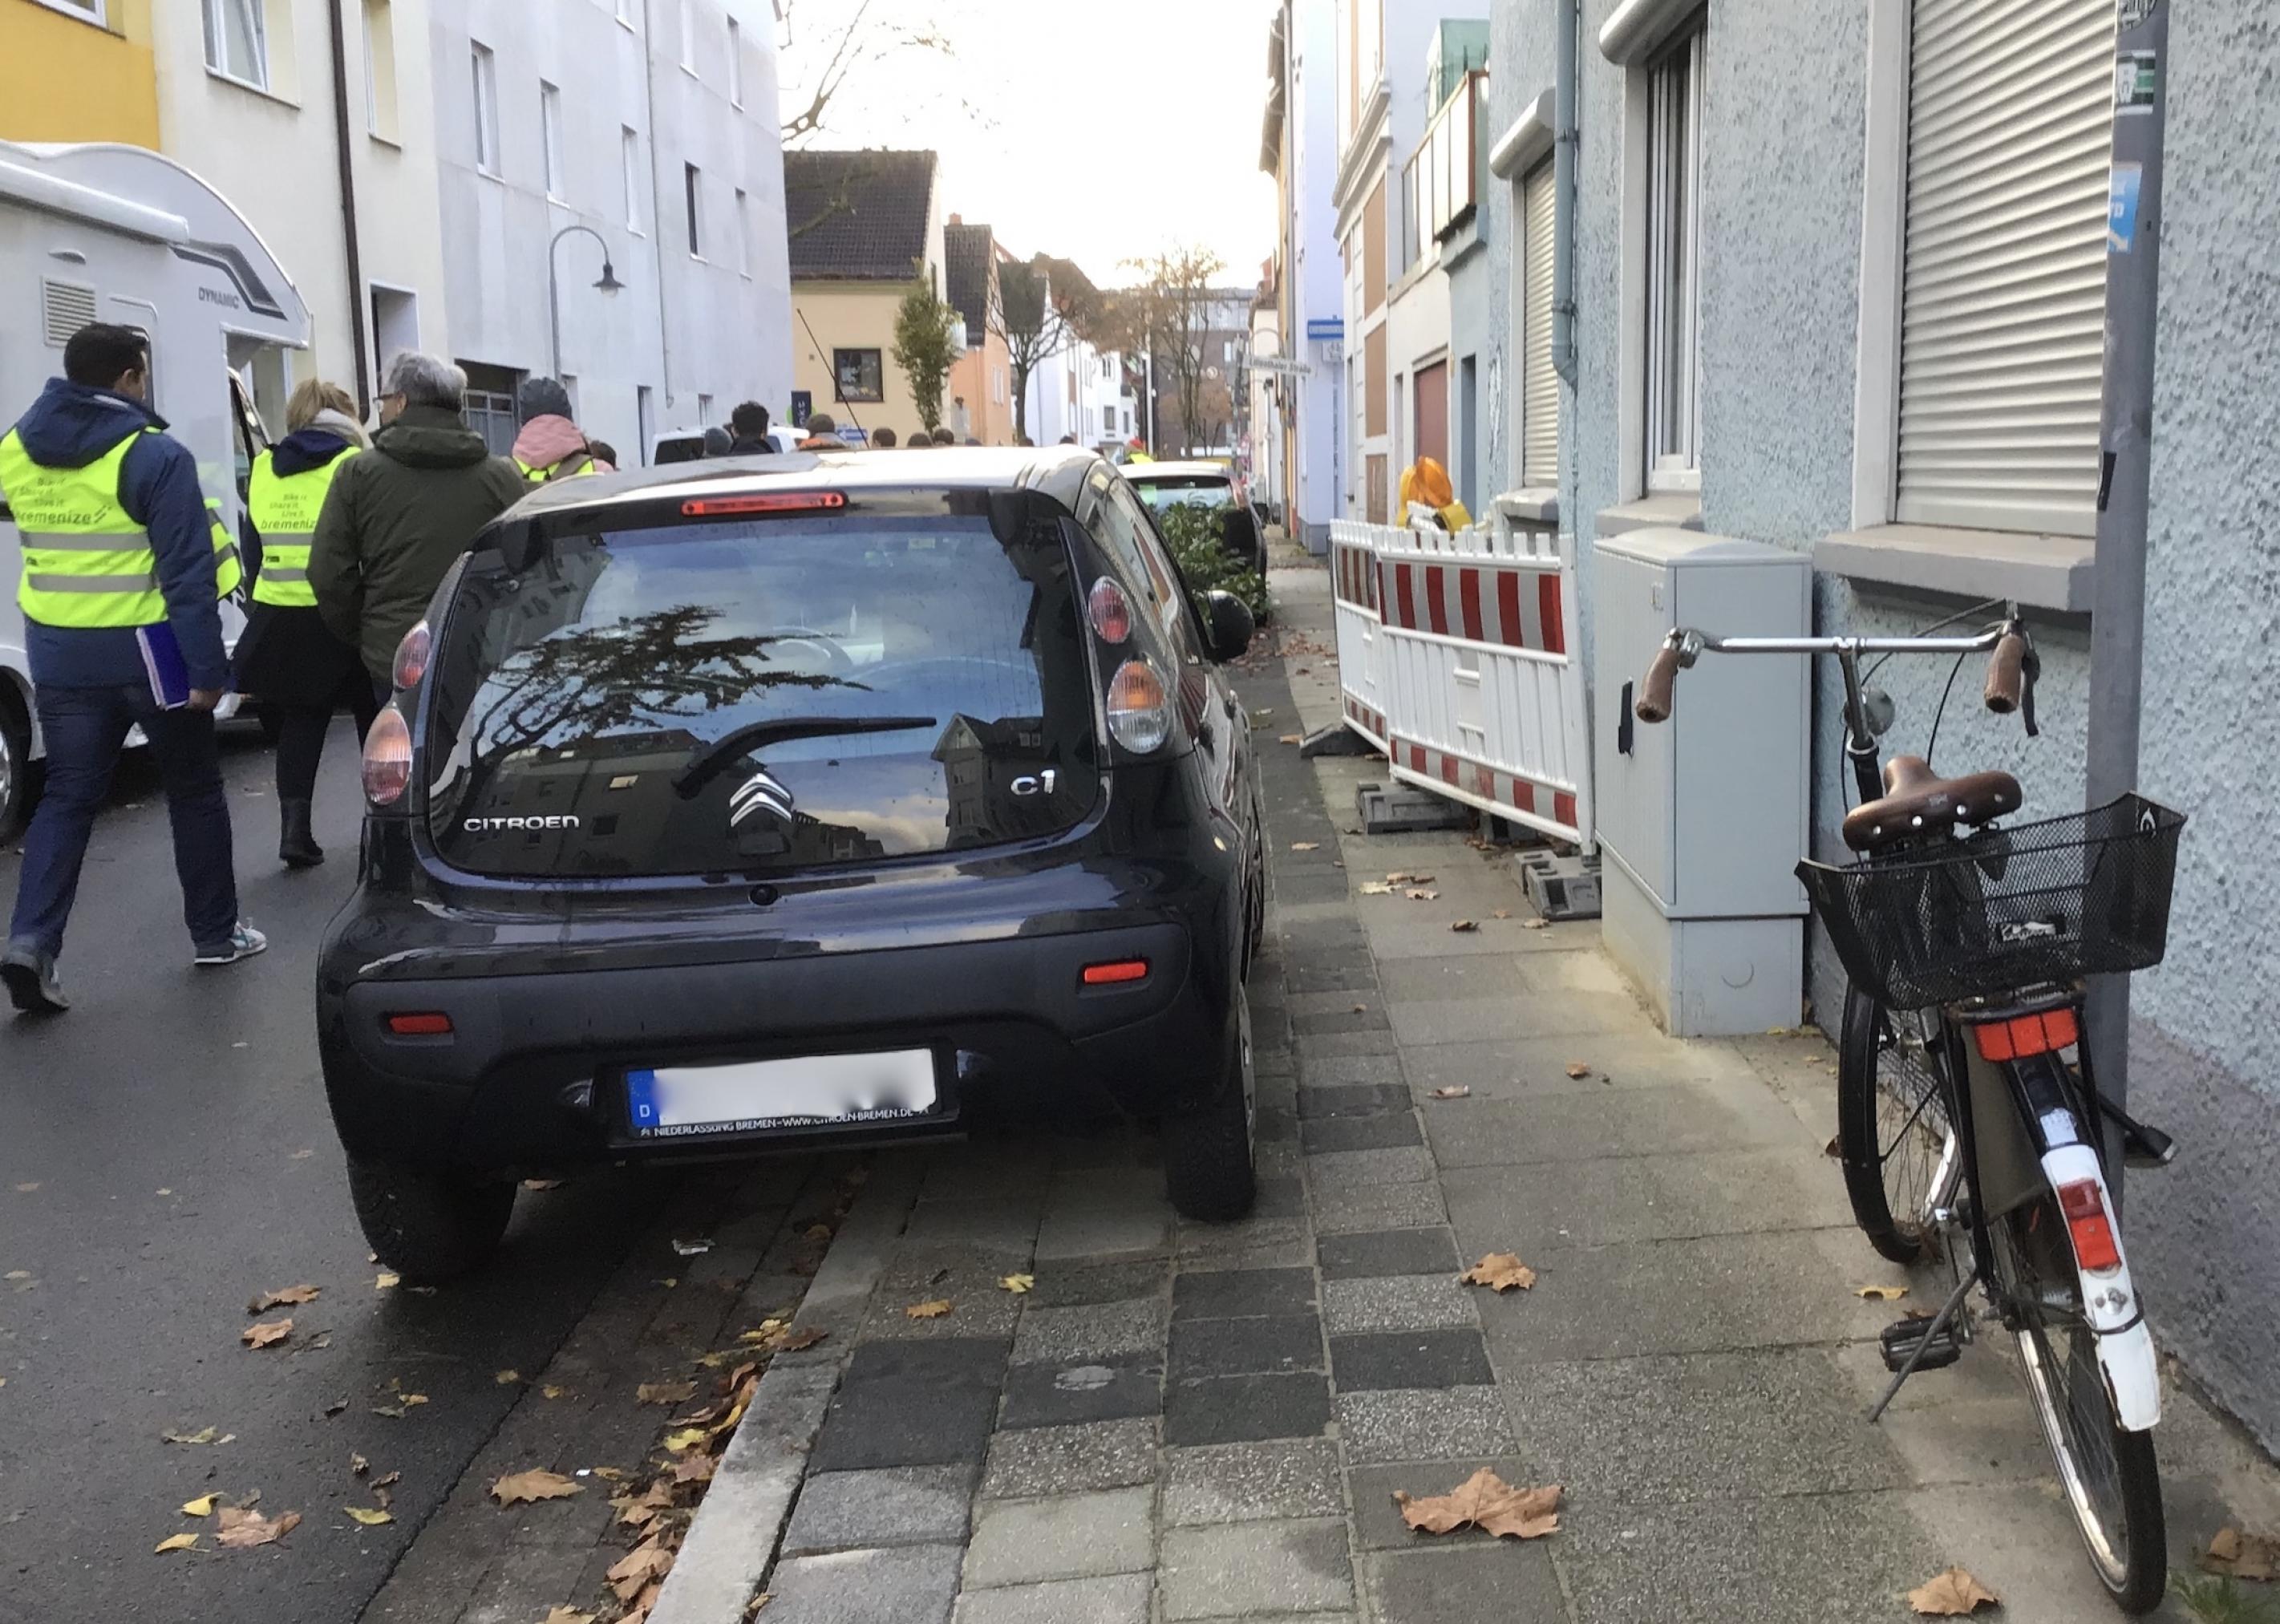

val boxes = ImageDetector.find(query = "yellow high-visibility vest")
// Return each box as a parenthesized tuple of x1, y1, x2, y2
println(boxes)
(516, 451, 596, 482)
(2, 426, 167, 628)
(248, 445, 358, 609)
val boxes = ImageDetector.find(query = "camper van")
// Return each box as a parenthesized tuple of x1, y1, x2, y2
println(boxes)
(0, 139, 310, 840)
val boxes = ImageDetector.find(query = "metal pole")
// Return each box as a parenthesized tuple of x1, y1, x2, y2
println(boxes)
(326, 0, 372, 415)
(2083, 0, 2170, 1192)
(1549, 0, 1579, 387)
(548, 224, 615, 381)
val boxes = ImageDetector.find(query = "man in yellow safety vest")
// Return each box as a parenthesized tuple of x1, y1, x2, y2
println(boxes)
(0, 323, 265, 1015)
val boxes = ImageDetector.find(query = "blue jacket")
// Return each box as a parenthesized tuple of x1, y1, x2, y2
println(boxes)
(6, 378, 229, 691)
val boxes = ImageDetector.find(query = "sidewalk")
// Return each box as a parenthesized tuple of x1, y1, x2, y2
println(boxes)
(660, 556, 2278, 1624)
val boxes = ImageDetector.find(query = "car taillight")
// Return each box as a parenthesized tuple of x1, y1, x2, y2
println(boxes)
(391, 619, 431, 690)
(1087, 577, 1133, 644)
(1081, 958, 1150, 986)
(362, 706, 412, 805)
(385, 1012, 453, 1036)
(1105, 658, 1172, 753)
(2057, 1177, 2124, 1273)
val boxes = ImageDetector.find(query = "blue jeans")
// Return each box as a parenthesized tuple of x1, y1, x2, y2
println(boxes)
(7, 684, 239, 958)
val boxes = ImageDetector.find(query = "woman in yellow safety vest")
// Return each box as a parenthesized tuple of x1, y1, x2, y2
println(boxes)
(230, 379, 378, 869)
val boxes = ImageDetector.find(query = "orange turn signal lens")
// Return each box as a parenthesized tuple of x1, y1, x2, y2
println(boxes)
(1105, 658, 1171, 752)
(1081, 959, 1150, 986)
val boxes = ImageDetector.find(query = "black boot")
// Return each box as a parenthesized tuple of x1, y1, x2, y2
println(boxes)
(280, 799, 324, 869)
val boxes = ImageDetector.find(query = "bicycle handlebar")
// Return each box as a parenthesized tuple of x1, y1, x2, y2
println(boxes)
(1633, 618, 2035, 729)
(1983, 630, 2028, 715)
(1635, 636, 1683, 723)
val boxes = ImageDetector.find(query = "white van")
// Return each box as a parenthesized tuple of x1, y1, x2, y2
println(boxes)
(0, 139, 309, 839)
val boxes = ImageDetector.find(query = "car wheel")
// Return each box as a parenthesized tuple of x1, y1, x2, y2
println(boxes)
(0, 684, 32, 848)
(346, 1156, 516, 1284)
(1163, 993, 1257, 1222)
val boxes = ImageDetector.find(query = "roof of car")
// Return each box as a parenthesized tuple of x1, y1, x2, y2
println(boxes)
(1126, 461, 1233, 481)
(508, 444, 1104, 519)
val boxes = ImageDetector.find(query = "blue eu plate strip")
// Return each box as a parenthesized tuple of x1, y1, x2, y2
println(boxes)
(625, 1067, 661, 1130)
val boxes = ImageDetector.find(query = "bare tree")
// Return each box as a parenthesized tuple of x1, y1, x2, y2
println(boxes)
(778, 0, 967, 148)
(1121, 246, 1229, 455)
(990, 257, 1102, 442)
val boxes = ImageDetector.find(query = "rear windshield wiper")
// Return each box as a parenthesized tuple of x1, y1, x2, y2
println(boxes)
(672, 715, 939, 798)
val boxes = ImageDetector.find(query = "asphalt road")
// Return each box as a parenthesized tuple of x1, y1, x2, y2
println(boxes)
(0, 723, 682, 1623)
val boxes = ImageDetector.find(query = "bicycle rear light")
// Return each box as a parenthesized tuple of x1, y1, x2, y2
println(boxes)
(1971, 1006, 2080, 1063)
(2056, 1177, 2123, 1273)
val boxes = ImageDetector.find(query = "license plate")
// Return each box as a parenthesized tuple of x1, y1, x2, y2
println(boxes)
(625, 1050, 938, 1138)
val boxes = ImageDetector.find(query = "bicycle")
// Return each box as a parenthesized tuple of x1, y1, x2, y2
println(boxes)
(1634, 606, 2185, 1614)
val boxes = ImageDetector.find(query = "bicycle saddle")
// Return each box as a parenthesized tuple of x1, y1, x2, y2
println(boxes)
(1842, 755, 2023, 852)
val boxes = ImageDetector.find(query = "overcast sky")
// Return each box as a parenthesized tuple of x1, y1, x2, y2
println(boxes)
(780, 0, 1282, 288)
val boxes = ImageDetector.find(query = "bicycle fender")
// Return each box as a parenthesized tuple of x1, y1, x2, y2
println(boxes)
(2039, 1143, 2161, 1432)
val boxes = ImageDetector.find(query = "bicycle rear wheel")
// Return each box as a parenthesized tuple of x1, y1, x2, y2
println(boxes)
(1988, 1193, 2167, 1614)
(1837, 985, 1952, 1264)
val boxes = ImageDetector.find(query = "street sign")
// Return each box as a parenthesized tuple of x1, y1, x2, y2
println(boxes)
(1306, 317, 1344, 341)
(1249, 355, 1313, 377)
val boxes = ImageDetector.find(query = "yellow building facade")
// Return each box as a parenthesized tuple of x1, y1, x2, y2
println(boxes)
(792, 282, 933, 445)
(0, 0, 160, 148)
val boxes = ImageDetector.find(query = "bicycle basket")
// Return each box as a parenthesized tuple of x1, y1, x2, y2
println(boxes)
(1796, 793, 2185, 1010)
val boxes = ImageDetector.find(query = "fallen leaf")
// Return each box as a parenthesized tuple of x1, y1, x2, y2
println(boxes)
(592, 1466, 628, 1483)
(609, 1543, 676, 1602)
(1278, 733, 1302, 744)
(153, 1533, 199, 1554)
(400, 1393, 429, 1407)
(2202, 1526, 2280, 1581)
(496, 1369, 521, 1384)
(662, 1428, 712, 1454)
(289, 1148, 313, 1160)
(1824, 1136, 1843, 1158)
(1405, 889, 1440, 901)
(215, 1507, 301, 1549)
(1461, 1253, 1538, 1292)
(1521, 917, 1549, 930)
(1290, 841, 1319, 852)
(1350, 1003, 1368, 1014)
(375, 1273, 400, 1290)
(1450, 920, 1479, 933)
(373, 1405, 408, 1419)
(242, 1318, 293, 1349)
(539, 1610, 596, 1624)
(905, 1299, 954, 1319)
(12, 1183, 38, 1193)
(1492, 909, 1513, 919)
(488, 1469, 582, 1506)
(323, 1399, 348, 1416)
(350, 1453, 370, 1476)
(373, 1470, 399, 1489)
(1906, 1566, 2000, 1615)
(344, 1506, 394, 1526)
(1394, 1468, 1562, 1541)
(1359, 882, 1395, 896)
(181, 1495, 217, 1517)
(541, 1385, 569, 1400)
(1857, 1284, 1909, 1302)
(673, 1452, 718, 1487)
(773, 1326, 826, 1352)
(1429, 1086, 1472, 1100)
(164, 1426, 221, 1445)
(801, 1223, 833, 1244)
(521, 1178, 563, 1191)
(998, 1274, 1035, 1294)
(1564, 1061, 1592, 1079)
(638, 1381, 698, 1407)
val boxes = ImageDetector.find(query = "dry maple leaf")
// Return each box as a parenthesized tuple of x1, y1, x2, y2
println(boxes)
(180, 1494, 217, 1517)
(1521, 917, 1549, 930)
(1563, 1061, 1593, 1079)
(609, 1543, 676, 1602)
(163, 1426, 221, 1445)
(1406, 889, 1440, 901)
(1429, 1086, 1472, 1100)
(375, 1272, 400, 1290)
(539, 1609, 596, 1624)
(1857, 1284, 1909, 1302)
(674, 1452, 719, 1487)
(242, 1318, 293, 1349)
(1394, 1468, 1561, 1541)
(248, 1283, 321, 1312)
(2203, 1526, 2280, 1581)
(998, 1274, 1035, 1294)
(1824, 1136, 1843, 1158)
(495, 1369, 521, 1384)
(1461, 1253, 1538, 1292)
(662, 1428, 712, 1454)
(215, 1507, 301, 1549)
(1278, 733, 1302, 744)
(1450, 920, 1480, 933)
(488, 1469, 583, 1506)
(1359, 882, 1395, 896)
(638, 1381, 699, 1407)
(153, 1533, 199, 1554)
(773, 1326, 827, 1352)
(343, 1506, 393, 1526)
(1290, 841, 1320, 852)
(905, 1299, 954, 1319)
(1906, 1566, 1999, 1615)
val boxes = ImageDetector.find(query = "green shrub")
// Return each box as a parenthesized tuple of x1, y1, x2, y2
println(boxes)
(1152, 502, 1270, 620)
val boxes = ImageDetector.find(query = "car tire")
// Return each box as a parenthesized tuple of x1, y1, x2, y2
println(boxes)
(346, 1156, 516, 1284)
(0, 683, 32, 848)
(1163, 994, 1257, 1222)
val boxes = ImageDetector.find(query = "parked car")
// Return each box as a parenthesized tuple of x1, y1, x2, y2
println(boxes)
(1123, 460, 1266, 577)
(320, 448, 1266, 1279)
(650, 424, 800, 464)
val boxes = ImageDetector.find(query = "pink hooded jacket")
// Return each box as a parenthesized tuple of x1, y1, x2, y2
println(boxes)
(511, 415, 614, 477)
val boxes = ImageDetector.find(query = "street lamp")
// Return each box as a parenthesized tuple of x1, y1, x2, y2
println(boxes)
(548, 223, 624, 380)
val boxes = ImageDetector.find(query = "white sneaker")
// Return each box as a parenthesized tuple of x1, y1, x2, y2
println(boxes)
(194, 921, 269, 966)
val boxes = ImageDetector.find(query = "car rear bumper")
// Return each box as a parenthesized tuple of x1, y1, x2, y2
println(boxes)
(317, 918, 1231, 1172)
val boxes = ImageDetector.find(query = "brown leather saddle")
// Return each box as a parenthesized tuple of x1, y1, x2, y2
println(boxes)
(1841, 755, 2023, 853)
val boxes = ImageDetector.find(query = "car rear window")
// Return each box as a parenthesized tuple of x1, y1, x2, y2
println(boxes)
(1131, 474, 1232, 511)
(423, 508, 1099, 878)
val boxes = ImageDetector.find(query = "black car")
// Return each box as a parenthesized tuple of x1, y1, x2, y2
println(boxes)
(319, 447, 1266, 1280)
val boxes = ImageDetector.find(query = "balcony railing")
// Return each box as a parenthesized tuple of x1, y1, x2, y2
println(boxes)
(1403, 69, 1486, 265)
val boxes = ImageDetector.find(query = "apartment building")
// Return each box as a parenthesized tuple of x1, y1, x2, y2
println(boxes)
(1257, 0, 1342, 550)
(0, 0, 160, 147)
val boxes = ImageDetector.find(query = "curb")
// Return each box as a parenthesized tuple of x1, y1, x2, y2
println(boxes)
(650, 1156, 921, 1624)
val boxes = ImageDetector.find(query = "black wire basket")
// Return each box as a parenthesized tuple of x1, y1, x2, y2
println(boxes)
(1796, 794, 2186, 1011)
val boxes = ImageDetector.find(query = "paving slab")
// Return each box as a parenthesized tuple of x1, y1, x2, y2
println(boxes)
(1164, 1370, 1334, 1446)
(1308, 1179, 1449, 1235)
(1011, 1298, 1168, 1363)
(1300, 1109, 1424, 1152)
(998, 1354, 1164, 1429)
(1387, 992, 1646, 1046)
(1302, 1145, 1436, 1189)
(1440, 1144, 1854, 1250)
(1021, 1260, 1168, 1309)
(1328, 1327, 1494, 1391)
(949, 1573, 1152, 1624)
(1158, 1517, 1355, 1620)
(1315, 1225, 1461, 1280)
(962, 1487, 1154, 1587)
(781, 1464, 977, 1556)
(1163, 1437, 1347, 1524)
(1320, 1273, 1476, 1334)
(1296, 1081, 1414, 1117)
(1336, 1387, 1516, 1464)
(760, 1544, 965, 1624)
(1345, 1456, 1551, 1550)
(1359, 1543, 1569, 1624)
(1171, 1266, 1317, 1320)
(978, 1417, 1160, 1498)
(808, 1338, 1010, 1472)
(1167, 1311, 1325, 1379)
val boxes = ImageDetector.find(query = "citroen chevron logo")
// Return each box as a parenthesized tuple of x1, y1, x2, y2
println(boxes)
(730, 768, 794, 828)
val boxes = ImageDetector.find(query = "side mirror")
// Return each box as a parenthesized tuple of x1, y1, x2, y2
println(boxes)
(1201, 589, 1255, 664)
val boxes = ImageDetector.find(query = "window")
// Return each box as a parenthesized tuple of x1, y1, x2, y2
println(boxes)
(683, 163, 703, 257)
(541, 82, 565, 200)
(38, 1, 107, 28)
(1643, 25, 1703, 488)
(834, 350, 884, 403)
(637, 385, 655, 461)
(727, 16, 744, 106)
(203, 0, 269, 89)
(735, 188, 751, 276)
(471, 43, 500, 175)
(1519, 160, 1559, 487)
(1893, 0, 2112, 536)
(990, 367, 1006, 405)
(362, 0, 399, 140)
(622, 126, 644, 233)
(698, 392, 715, 425)
(679, 0, 696, 71)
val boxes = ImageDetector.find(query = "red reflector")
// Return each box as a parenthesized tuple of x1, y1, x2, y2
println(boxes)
(1081, 959, 1150, 986)
(386, 1012, 454, 1037)
(681, 491, 847, 516)
(2057, 1177, 2124, 1272)
(1973, 1006, 2082, 1063)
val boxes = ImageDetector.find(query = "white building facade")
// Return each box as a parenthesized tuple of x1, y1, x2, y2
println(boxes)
(1265, 0, 1343, 549)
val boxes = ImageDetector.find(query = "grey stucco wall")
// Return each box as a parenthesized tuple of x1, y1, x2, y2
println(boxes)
(1445, 243, 1493, 512)
(1483, 0, 1560, 500)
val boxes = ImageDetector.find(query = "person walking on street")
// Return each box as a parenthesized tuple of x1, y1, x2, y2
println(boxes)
(510, 377, 612, 482)
(727, 401, 775, 456)
(232, 379, 378, 869)
(0, 323, 263, 1014)
(869, 427, 899, 448)
(932, 427, 957, 447)
(308, 352, 525, 696)
(796, 413, 840, 451)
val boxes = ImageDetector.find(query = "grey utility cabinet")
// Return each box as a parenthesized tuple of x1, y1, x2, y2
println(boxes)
(1593, 529, 1811, 1035)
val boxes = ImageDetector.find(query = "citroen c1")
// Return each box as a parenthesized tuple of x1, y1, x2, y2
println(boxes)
(316, 446, 1266, 1280)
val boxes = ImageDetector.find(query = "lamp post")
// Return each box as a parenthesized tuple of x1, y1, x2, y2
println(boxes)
(548, 224, 624, 380)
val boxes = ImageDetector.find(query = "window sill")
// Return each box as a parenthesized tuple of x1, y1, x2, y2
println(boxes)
(368, 130, 403, 151)
(206, 65, 296, 108)
(1494, 488, 1561, 525)
(1594, 493, 1701, 537)
(1815, 523, 2095, 614)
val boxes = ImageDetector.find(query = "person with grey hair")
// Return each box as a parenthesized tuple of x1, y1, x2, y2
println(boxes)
(309, 351, 525, 691)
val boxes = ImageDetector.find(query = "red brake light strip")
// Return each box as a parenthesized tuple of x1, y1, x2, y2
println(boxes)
(682, 491, 847, 516)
